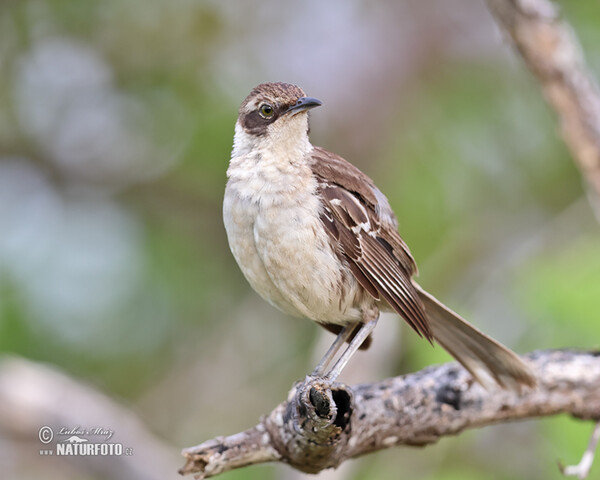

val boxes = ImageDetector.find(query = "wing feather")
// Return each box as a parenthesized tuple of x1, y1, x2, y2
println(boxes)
(311, 149, 433, 341)
(359, 236, 431, 337)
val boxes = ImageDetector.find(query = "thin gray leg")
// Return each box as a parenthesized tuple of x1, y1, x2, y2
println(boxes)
(325, 313, 379, 381)
(311, 323, 359, 377)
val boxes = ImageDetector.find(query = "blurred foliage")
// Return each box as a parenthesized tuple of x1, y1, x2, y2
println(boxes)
(515, 236, 600, 348)
(0, 1, 599, 479)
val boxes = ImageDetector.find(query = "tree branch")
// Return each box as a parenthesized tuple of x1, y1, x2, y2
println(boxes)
(487, 0, 600, 210)
(179, 350, 600, 478)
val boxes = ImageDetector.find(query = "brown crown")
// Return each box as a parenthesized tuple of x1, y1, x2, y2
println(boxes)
(239, 82, 306, 114)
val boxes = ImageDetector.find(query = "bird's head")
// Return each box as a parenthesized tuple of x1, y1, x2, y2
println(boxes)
(234, 82, 322, 156)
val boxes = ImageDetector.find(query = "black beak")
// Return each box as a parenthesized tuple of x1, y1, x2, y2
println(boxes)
(286, 96, 322, 116)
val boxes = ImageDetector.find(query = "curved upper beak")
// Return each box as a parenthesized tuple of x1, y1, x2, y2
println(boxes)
(286, 96, 322, 116)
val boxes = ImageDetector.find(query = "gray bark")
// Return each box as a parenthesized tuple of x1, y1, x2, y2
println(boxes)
(179, 350, 600, 478)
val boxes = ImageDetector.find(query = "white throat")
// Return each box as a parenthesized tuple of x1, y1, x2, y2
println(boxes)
(227, 113, 316, 212)
(231, 113, 312, 161)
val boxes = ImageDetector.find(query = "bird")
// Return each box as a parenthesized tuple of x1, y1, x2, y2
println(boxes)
(223, 82, 535, 389)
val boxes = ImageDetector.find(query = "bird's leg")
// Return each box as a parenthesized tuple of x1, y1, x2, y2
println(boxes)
(324, 309, 380, 381)
(311, 323, 359, 377)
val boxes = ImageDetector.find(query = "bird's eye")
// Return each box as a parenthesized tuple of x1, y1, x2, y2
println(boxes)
(259, 104, 274, 119)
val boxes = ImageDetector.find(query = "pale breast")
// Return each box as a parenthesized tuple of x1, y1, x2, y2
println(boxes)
(253, 189, 363, 324)
(223, 184, 297, 316)
(223, 152, 364, 324)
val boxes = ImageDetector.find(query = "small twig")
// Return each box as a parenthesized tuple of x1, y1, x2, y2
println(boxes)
(559, 421, 600, 480)
(179, 350, 600, 479)
(487, 0, 600, 216)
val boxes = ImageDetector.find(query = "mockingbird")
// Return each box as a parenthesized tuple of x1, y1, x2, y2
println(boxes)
(223, 82, 535, 389)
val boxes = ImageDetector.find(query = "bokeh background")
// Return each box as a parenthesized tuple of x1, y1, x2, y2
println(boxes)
(1, 1, 599, 479)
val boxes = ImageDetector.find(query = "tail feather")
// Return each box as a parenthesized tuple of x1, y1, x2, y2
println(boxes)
(414, 284, 536, 390)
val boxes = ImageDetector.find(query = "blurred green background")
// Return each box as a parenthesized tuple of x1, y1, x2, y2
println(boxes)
(0, 1, 599, 479)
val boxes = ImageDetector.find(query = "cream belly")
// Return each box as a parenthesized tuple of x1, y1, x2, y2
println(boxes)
(223, 155, 363, 325)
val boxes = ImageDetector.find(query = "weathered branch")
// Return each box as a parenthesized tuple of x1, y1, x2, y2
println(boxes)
(487, 0, 600, 207)
(179, 349, 600, 478)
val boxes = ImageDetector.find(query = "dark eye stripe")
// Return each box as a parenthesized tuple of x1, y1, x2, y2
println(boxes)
(240, 111, 267, 136)
(240, 103, 287, 136)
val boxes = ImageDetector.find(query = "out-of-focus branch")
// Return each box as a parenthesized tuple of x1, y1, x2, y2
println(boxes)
(487, 0, 600, 212)
(0, 356, 179, 480)
(179, 350, 600, 479)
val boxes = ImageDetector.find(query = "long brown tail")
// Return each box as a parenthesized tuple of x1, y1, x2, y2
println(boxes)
(414, 283, 536, 390)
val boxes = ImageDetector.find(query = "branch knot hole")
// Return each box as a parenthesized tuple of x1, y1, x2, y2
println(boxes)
(331, 387, 352, 430)
(305, 379, 353, 431)
(435, 382, 463, 410)
(295, 378, 354, 438)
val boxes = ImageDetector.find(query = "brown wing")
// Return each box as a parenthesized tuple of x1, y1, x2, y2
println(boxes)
(310, 147, 433, 342)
